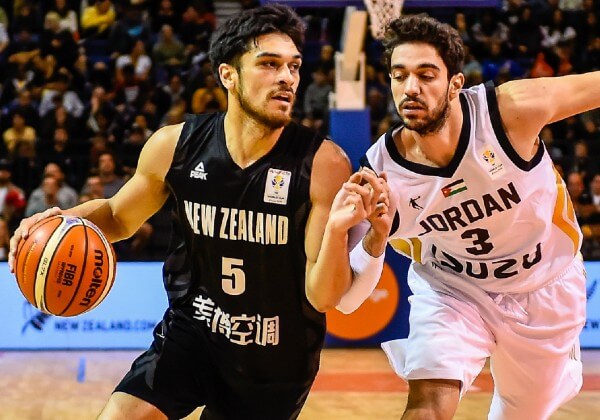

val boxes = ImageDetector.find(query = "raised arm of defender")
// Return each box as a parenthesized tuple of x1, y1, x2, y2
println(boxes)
(497, 71, 600, 158)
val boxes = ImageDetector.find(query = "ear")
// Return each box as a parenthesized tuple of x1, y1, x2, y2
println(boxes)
(449, 73, 465, 99)
(218, 63, 237, 91)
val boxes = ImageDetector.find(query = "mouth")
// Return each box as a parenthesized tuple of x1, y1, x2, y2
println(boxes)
(271, 92, 294, 103)
(402, 101, 425, 111)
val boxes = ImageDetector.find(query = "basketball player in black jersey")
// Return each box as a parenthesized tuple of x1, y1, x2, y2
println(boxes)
(9, 5, 393, 419)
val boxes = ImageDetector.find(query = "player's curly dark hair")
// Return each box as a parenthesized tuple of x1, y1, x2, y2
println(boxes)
(209, 4, 306, 85)
(382, 14, 464, 80)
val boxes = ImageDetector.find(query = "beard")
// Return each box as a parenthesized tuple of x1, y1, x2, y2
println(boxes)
(235, 77, 294, 129)
(398, 89, 451, 135)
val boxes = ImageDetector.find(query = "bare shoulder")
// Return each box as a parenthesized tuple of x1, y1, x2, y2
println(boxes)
(137, 123, 185, 181)
(311, 139, 352, 201)
(494, 79, 551, 146)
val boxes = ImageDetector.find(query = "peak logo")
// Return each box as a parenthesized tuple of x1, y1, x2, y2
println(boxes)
(190, 162, 207, 180)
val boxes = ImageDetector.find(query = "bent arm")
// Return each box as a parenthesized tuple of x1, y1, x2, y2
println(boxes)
(65, 123, 182, 242)
(304, 141, 353, 312)
(497, 72, 600, 156)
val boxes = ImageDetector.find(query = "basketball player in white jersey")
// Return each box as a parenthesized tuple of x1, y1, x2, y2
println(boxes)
(361, 14, 593, 419)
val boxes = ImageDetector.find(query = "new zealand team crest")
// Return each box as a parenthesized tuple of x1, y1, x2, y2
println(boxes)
(264, 168, 292, 205)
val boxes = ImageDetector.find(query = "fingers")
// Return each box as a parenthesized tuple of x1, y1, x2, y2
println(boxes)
(7, 208, 63, 273)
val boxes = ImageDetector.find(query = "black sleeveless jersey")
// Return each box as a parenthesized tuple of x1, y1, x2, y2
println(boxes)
(161, 112, 326, 384)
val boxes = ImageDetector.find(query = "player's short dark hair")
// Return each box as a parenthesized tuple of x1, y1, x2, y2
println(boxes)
(208, 4, 306, 84)
(382, 14, 464, 79)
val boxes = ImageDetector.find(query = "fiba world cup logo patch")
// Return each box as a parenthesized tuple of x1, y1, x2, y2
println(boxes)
(478, 144, 505, 179)
(264, 168, 292, 205)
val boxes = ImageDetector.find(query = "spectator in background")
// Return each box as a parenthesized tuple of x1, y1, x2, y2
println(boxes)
(180, 4, 214, 59)
(41, 11, 78, 70)
(108, 4, 151, 56)
(590, 172, 600, 207)
(95, 151, 125, 198)
(80, 174, 105, 202)
(567, 171, 595, 220)
(302, 67, 332, 132)
(0, 22, 9, 65)
(11, 140, 42, 197)
(12, 2, 41, 37)
(564, 140, 598, 183)
(471, 9, 510, 56)
(3, 112, 36, 156)
(84, 85, 117, 136)
(41, 163, 80, 208)
(508, 5, 542, 65)
(153, 24, 185, 79)
(39, 127, 87, 190)
(38, 72, 84, 119)
(161, 73, 185, 106)
(453, 12, 473, 46)
(25, 175, 64, 216)
(112, 63, 148, 109)
(40, 103, 77, 141)
(190, 73, 226, 114)
(121, 125, 147, 176)
(48, 0, 79, 37)
(6, 89, 40, 132)
(80, 0, 116, 39)
(115, 39, 152, 83)
(151, 0, 179, 34)
(0, 159, 26, 233)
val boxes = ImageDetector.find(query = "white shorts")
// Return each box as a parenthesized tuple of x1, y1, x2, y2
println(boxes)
(381, 259, 586, 420)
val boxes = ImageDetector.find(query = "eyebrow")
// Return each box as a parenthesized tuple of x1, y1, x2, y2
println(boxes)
(255, 52, 303, 60)
(390, 63, 441, 71)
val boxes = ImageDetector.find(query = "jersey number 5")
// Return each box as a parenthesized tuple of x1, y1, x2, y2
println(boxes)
(222, 257, 245, 295)
(461, 228, 494, 255)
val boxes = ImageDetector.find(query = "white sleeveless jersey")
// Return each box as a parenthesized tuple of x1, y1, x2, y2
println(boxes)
(364, 83, 582, 294)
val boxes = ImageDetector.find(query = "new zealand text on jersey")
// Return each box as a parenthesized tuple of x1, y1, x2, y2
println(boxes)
(184, 200, 289, 245)
(418, 182, 521, 236)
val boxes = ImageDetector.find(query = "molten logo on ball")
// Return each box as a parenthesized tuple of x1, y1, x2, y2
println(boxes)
(80, 249, 105, 308)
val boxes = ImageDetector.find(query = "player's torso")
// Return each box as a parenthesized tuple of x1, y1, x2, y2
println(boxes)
(367, 83, 581, 293)
(162, 113, 325, 379)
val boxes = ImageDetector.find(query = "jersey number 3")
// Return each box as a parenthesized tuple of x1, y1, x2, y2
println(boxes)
(222, 257, 245, 295)
(461, 228, 494, 255)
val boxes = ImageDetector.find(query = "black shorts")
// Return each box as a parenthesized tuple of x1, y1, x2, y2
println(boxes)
(114, 317, 314, 420)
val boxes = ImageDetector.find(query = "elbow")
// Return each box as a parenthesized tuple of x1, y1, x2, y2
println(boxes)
(306, 290, 340, 313)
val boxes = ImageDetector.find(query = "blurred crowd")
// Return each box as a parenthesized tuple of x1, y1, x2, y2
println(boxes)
(1, 0, 600, 260)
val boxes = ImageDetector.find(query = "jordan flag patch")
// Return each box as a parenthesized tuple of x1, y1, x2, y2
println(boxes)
(442, 179, 467, 198)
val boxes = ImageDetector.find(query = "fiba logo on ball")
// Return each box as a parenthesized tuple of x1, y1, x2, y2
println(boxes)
(13, 215, 117, 317)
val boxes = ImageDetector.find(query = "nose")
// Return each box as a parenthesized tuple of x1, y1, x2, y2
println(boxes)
(277, 65, 296, 87)
(404, 74, 420, 97)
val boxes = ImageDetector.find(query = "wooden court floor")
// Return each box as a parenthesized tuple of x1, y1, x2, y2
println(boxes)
(1, 348, 599, 419)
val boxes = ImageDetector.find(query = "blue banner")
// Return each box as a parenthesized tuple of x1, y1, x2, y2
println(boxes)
(581, 261, 600, 349)
(2, 261, 600, 349)
(0, 262, 166, 349)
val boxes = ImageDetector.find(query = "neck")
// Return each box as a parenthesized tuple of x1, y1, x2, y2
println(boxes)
(223, 101, 284, 169)
(397, 96, 463, 168)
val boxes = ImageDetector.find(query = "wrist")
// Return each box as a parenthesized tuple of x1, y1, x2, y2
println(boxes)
(363, 229, 387, 257)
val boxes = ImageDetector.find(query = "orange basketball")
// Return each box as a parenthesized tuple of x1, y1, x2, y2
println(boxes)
(14, 215, 117, 317)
